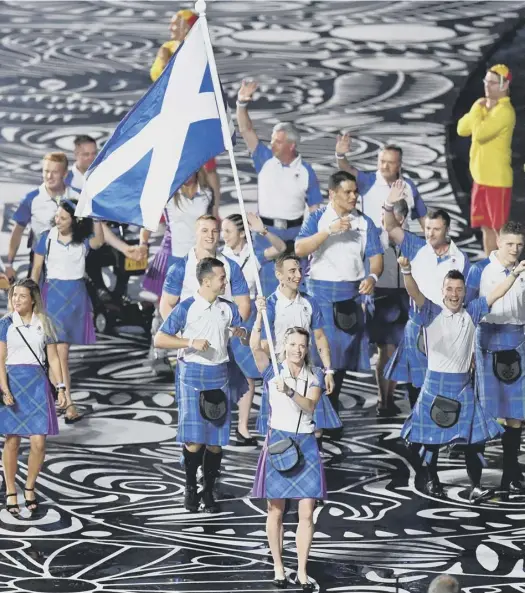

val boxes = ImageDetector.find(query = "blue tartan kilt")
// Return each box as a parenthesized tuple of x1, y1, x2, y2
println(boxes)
(229, 303, 261, 380)
(252, 429, 326, 500)
(0, 365, 59, 436)
(384, 317, 427, 387)
(227, 346, 249, 404)
(42, 278, 96, 345)
(401, 370, 503, 446)
(368, 288, 409, 347)
(256, 387, 341, 435)
(475, 323, 525, 420)
(176, 362, 232, 446)
(306, 279, 370, 371)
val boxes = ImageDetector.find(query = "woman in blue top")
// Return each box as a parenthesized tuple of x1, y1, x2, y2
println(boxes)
(31, 198, 104, 423)
(0, 279, 67, 515)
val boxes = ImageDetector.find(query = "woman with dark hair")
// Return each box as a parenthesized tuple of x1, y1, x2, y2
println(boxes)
(250, 299, 325, 592)
(0, 279, 67, 514)
(30, 198, 104, 423)
(221, 212, 286, 444)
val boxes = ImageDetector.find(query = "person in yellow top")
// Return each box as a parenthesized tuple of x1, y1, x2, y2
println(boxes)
(149, 9, 221, 217)
(457, 64, 515, 255)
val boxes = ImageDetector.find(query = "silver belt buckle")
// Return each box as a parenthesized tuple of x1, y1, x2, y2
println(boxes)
(274, 218, 287, 230)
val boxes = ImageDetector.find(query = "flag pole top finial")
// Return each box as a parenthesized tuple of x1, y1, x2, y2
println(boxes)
(195, 0, 206, 16)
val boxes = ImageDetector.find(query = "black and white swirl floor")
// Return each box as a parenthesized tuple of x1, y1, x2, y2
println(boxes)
(1, 2, 525, 592)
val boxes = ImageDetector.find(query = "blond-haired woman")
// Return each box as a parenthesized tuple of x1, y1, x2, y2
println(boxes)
(0, 279, 66, 515)
(250, 299, 325, 592)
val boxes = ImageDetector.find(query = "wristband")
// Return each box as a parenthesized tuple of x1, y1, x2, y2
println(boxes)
(324, 369, 334, 375)
(368, 273, 378, 283)
(55, 383, 66, 390)
(236, 100, 249, 108)
(383, 202, 394, 212)
(335, 152, 347, 159)
(286, 386, 295, 398)
(188, 338, 194, 349)
(401, 269, 412, 275)
(259, 227, 268, 236)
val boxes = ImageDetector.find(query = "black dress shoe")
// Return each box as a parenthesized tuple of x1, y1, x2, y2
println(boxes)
(505, 479, 525, 495)
(272, 578, 288, 589)
(425, 479, 446, 498)
(235, 430, 258, 446)
(201, 490, 220, 513)
(296, 580, 314, 593)
(184, 486, 200, 512)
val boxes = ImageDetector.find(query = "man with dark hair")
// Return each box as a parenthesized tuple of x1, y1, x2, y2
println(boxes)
(383, 180, 470, 406)
(66, 135, 98, 192)
(457, 64, 515, 255)
(466, 221, 525, 495)
(155, 257, 248, 513)
(295, 170, 384, 416)
(428, 575, 460, 593)
(398, 254, 522, 500)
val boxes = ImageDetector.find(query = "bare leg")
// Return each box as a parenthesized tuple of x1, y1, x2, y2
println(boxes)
(3, 435, 21, 501)
(296, 498, 316, 583)
(237, 378, 255, 438)
(25, 435, 46, 509)
(481, 226, 498, 256)
(57, 343, 78, 419)
(267, 498, 286, 579)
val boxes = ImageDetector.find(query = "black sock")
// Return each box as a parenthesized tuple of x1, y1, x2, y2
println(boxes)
(465, 445, 484, 487)
(203, 449, 222, 493)
(183, 446, 204, 488)
(328, 370, 346, 413)
(407, 384, 420, 409)
(316, 435, 323, 450)
(425, 445, 440, 483)
(502, 425, 521, 484)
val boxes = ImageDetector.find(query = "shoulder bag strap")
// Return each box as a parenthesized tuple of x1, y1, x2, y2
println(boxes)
(294, 378, 309, 438)
(240, 254, 250, 271)
(15, 326, 54, 390)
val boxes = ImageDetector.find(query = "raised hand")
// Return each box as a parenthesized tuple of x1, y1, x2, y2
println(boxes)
(255, 295, 267, 313)
(336, 133, 351, 155)
(238, 79, 258, 102)
(247, 212, 264, 233)
(387, 179, 406, 204)
(398, 256, 411, 270)
(513, 260, 525, 275)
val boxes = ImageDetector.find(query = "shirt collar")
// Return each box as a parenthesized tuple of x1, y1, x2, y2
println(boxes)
(276, 288, 302, 306)
(276, 154, 302, 169)
(281, 361, 309, 383)
(489, 250, 516, 275)
(193, 291, 216, 311)
(222, 243, 250, 261)
(327, 202, 360, 221)
(12, 311, 39, 328)
(72, 163, 85, 178)
(39, 183, 66, 203)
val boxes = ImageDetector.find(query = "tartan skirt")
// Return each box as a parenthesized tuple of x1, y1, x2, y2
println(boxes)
(401, 370, 503, 446)
(384, 317, 427, 387)
(42, 279, 96, 345)
(256, 385, 341, 435)
(306, 279, 370, 371)
(229, 302, 261, 380)
(143, 245, 171, 297)
(252, 429, 327, 500)
(475, 323, 525, 420)
(227, 347, 250, 403)
(176, 361, 232, 446)
(367, 288, 409, 347)
(0, 365, 59, 436)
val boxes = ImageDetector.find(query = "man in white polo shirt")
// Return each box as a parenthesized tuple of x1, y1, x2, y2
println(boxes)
(65, 135, 98, 192)
(5, 152, 79, 280)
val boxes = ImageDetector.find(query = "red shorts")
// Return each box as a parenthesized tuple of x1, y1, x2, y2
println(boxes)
(204, 158, 217, 172)
(470, 182, 511, 230)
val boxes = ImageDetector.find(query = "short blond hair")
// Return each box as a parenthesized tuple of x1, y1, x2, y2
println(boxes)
(43, 151, 69, 172)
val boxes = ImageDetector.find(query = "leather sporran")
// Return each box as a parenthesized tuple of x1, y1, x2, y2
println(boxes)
(199, 389, 227, 425)
(333, 298, 359, 334)
(430, 394, 461, 428)
(493, 349, 522, 385)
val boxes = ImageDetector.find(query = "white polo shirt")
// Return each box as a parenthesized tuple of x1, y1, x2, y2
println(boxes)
(296, 204, 384, 282)
(0, 312, 51, 366)
(65, 164, 85, 192)
(222, 243, 261, 299)
(159, 292, 241, 365)
(252, 142, 323, 221)
(469, 252, 525, 325)
(165, 186, 212, 258)
(416, 298, 489, 373)
(35, 227, 89, 280)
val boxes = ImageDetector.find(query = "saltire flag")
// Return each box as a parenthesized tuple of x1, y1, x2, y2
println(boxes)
(75, 19, 235, 231)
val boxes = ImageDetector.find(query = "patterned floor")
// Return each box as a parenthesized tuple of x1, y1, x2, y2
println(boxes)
(2, 2, 525, 592)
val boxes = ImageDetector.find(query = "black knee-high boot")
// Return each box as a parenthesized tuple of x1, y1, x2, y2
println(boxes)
(407, 384, 420, 409)
(465, 444, 489, 503)
(501, 425, 525, 492)
(202, 448, 222, 513)
(327, 370, 346, 413)
(424, 445, 445, 497)
(183, 446, 204, 511)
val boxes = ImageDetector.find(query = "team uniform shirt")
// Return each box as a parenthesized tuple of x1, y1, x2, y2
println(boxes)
(12, 184, 80, 246)
(263, 362, 324, 433)
(221, 243, 261, 299)
(415, 298, 489, 373)
(466, 252, 525, 325)
(34, 227, 89, 280)
(252, 142, 323, 222)
(297, 205, 384, 282)
(159, 293, 241, 365)
(163, 249, 249, 302)
(65, 164, 85, 193)
(401, 231, 470, 307)
(0, 312, 55, 366)
(165, 186, 213, 258)
(264, 290, 323, 346)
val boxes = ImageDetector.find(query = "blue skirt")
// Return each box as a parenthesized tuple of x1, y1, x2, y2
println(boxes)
(256, 384, 341, 435)
(306, 279, 370, 371)
(229, 303, 261, 380)
(367, 288, 409, 347)
(475, 323, 525, 420)
(401, 370, 503, 446)
(0, 365, 59, 436)
(176, 362, 232, 446)
(252, 429, 326, 499)
(384, 317, 427, 387)
(42, 279, 96, 345)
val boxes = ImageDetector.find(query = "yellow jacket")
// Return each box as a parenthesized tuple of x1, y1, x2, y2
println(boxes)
(457, 97, 515, 188)
(150, 40, 181, 82)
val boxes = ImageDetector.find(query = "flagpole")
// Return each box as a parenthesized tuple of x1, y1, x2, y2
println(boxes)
(195, 0, 280, 375)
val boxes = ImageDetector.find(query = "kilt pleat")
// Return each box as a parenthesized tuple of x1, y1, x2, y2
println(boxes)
(42, 279, 95, 344)
(306, 278, 370, 371)
(229, 302, 261, 380)
(252, 429, 326, 500)
(475, 323, 525, 420)
(401, 370, 503, 446)
(384, 317, 427, 387)
(176, 362, 232, 446)
(368, 289, 409, 347)
(0, 365, 58, 436)
(227, 347, 249, 403)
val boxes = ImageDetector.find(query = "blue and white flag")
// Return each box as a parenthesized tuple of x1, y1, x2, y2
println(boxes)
(75, 19, 235, 231)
